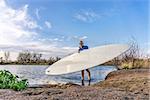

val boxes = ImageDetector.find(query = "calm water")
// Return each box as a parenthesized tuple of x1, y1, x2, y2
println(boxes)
(0, 65, 117, 86)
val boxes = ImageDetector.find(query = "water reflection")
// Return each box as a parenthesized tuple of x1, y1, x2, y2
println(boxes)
(0, 65, 117, 85)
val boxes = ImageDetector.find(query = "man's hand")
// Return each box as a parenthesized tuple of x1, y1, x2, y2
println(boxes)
(78, 50, 80, 53)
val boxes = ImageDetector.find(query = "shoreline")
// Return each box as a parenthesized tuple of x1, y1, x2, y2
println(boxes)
(0, 68, 149, 100)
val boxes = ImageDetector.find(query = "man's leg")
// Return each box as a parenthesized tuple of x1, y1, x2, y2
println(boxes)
(86, 69, 91, 86)
(81, 70, 84, 86)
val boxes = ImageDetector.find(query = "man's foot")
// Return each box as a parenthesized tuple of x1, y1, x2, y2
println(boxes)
(82, 80, 84, 86)
(88, 79, 91, 86)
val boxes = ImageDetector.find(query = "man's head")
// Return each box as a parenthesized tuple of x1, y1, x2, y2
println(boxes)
(79, 40, 84, 46)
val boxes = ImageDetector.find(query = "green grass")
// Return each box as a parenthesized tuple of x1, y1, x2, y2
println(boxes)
(0, 70, 28, 91)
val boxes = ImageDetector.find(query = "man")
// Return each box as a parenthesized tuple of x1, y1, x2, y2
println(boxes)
(78, 40, 91, 86)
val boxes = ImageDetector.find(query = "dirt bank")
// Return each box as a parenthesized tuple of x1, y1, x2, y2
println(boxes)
(0, 69, 149, 100)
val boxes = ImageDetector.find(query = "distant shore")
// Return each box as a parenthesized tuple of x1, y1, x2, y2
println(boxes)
(0, 68, 149, 100)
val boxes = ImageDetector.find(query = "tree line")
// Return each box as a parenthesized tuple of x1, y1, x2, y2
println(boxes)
(0, 51, 61, 65)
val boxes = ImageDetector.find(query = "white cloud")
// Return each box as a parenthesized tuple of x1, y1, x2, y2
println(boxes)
(74, 10, 100, 23)
(35, 8, 40, 19)
(45, 21, 52, 29)
(80, 36, 88, 40)
(147, 42, 150, 55)
(73, 36, 88, 41)
(0, 0, 39, 45)
(75, 14, 87, 22)
(0, 43, 78, 60)
(0, 0, 77, 60)
(148, 49, 150, 55)
(74, 8, 119, 23)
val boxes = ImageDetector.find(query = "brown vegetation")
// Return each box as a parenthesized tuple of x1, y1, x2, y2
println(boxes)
(104, 42, 150, 69)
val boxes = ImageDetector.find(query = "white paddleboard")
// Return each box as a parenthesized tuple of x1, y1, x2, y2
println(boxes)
(45, 44, 129, 75)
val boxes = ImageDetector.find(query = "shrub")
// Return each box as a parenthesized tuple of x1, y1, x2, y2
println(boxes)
(0, 70, 28, 91)
(121, 62, 132, 69)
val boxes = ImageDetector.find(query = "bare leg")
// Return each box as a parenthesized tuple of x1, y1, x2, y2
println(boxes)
(86, 69, 91, 80)
(81, 70, 84, 86)
(86, 69, 91, 86)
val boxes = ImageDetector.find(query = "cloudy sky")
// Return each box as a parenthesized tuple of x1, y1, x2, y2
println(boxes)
(0, 0, 149, 60)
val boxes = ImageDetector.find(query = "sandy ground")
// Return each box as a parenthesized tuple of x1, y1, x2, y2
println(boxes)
(0, 69, 149, 100)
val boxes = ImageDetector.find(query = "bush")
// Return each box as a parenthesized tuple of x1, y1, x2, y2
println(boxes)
(121, 62, 133, 69)
(0, 70, 28, 91)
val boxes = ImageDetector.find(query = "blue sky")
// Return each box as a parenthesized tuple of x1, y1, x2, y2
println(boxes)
(0, 0, 149, 59)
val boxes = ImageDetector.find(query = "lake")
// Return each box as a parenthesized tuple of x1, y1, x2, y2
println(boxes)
(0, 65, 117, 86)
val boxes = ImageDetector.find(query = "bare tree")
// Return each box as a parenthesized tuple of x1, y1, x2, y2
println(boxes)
(122, 42, 139, 67)
(17, 51, 43, 64)
(4, 52, 10, 63)
(0, 57, 3, 63)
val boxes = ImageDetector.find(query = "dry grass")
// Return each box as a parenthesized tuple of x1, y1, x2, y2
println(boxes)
(104, 42, 150, 69)
(119, 59, 150, 69)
